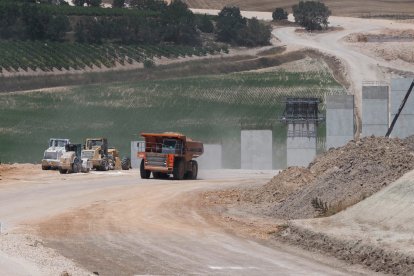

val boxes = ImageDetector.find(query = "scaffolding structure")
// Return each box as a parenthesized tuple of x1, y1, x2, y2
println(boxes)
(280, 97, 325, 138)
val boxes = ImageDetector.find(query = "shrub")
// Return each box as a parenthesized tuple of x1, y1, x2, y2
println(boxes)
(292, 1, 331, 31)
(197, 14, 214, 33)
(112, 0, 125, 8)
(239, 17, 271, 46)
(272, 7, 288, 21)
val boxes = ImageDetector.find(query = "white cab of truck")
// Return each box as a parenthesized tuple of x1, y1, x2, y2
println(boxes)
(41, 138, 70, 170)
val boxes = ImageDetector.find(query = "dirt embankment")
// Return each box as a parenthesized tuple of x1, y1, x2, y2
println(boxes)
(0, 164, 39, 182)
(206, 136, 414, 220)
(201, 136, 414, 275)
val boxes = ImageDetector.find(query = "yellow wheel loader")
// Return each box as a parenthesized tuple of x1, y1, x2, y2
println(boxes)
(81, 138, 131, 171)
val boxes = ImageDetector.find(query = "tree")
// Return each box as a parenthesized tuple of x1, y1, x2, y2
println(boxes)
(272, 8, 288, 21)
(161, 0, 199, 45)
(196, 14, 214, 33)
(72, 0, 85, 6)
(240, 17, 271, 46)
(86, 0, 102, 7)
(216, 6, 246, 44)
(129, 0, 166, 11)
(292, 1, 331, 31)
(46, 15, 70, 41)
(112, 0, 125, 8)
(21, 3, 51, 40)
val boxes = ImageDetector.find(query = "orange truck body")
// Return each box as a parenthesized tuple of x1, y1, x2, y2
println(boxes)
(138, 132, 203, 179)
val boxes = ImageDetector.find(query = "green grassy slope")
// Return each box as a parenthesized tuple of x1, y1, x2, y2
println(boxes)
(0, 70, 345, 166)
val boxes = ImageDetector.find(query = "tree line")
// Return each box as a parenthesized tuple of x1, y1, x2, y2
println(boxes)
(0, 0, 272, 47)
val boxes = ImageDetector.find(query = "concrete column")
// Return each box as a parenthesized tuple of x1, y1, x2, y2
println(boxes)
(362, 85, 389, 137)
(390, 78, 414, 138)
(326, 95, 354, 148)
(197, 144, 222, 170)
(287, 123, 316, 167)
(241, 130, 273, 170)
(130, 141, 140, 169)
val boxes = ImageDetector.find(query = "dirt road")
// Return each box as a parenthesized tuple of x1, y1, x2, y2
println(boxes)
(0, 168, 370, 275)
(273, 16, 414, 132)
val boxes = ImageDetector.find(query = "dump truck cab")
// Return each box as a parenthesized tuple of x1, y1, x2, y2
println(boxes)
(81, 138, 110, 171)
(138, 132, 203, 180)
(41, 138, 70, 170)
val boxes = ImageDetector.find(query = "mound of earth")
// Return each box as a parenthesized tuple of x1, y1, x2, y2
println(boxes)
(242, 167, 315, 204)
(242, 136, 414, 219)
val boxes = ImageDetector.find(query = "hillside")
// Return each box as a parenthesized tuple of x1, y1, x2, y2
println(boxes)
(184, 0, 414, 17)
(0, 65, 345, 164)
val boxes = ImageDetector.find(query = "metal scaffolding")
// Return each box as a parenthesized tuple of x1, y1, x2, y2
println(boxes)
(280, 97, 325, 138)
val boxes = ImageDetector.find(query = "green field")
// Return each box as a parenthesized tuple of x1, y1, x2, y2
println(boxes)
(0, 70, 345, 166)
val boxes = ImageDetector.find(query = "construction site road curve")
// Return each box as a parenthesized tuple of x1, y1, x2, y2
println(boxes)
(0, 169, 366, 275)
(273, 17, 414, 121)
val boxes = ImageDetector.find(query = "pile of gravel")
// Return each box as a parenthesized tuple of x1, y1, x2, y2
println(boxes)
(245, 136, 414, 219)
(241, 167, 315, 204)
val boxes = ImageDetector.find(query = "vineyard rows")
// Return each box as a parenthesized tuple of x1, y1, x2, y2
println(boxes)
(0, 41, 228, 73)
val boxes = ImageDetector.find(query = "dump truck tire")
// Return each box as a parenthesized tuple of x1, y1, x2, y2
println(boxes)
(191, 160, 198, 180)
(185, 160, 198, 180)
(59, 168, 67, 174)
(121, 157, 131, 170)
(173, 159, 185, 180)
(140, 159, 151, 179)
(42, 165, 50, 170)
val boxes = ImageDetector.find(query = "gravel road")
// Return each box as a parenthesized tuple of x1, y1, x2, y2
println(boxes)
(0, 168, 367, 275)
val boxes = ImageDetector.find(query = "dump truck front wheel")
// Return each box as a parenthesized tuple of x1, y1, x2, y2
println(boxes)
(140, 159, 151, 179)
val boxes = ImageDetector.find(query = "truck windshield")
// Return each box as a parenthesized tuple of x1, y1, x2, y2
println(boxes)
(88, 140, 102, 148)
(162, 139, 178, 154)
(50, 140, 67, 147)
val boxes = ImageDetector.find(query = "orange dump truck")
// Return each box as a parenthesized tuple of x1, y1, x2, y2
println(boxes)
(138, 132, 203, 180)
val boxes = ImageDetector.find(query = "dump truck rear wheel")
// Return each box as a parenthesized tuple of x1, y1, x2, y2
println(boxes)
(185, 160, 198, 180)
(59, 168, 67, 174)
(42, 165, 50, 170)
(191, 161, 198, 180)
(121, 157, 131, 170)
(173, 159, 185, 180)
(140, 159, 151, 179)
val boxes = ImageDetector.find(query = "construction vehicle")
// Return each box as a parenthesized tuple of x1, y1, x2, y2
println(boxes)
(58, 144, 92, 174)
(137, 132, 203, 180)
(81, 138, 131, 171)
(108, 147, 131, 170)
(41, 138, 70, 170)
